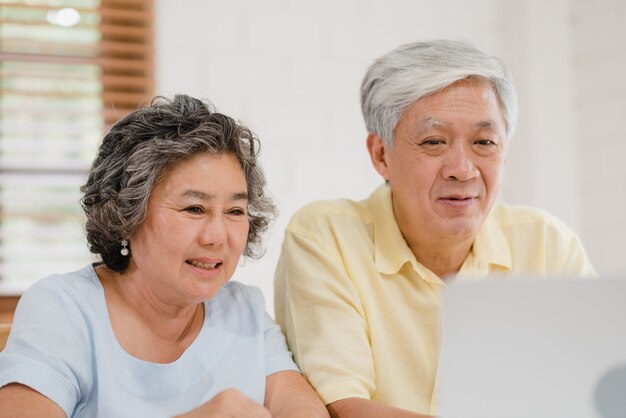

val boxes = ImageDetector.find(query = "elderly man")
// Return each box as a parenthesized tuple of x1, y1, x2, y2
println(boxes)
(273, 40, 595, 418)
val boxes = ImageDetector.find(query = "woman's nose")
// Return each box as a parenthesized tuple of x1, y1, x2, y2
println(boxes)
(201, 215, 228, 246)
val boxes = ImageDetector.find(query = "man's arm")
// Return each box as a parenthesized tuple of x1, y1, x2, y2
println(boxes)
(274, 227, 376, 405)
(327, 398, 431, 418)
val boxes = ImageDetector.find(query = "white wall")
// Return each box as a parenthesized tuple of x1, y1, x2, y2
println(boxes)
(155, 0, 626, 309)
(570, 0, 626, 274)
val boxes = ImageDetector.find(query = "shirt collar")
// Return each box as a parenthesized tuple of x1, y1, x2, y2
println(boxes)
(464, 206, 512, 271)
(369, 184, 512, 277)
(369, 183, 418, 275)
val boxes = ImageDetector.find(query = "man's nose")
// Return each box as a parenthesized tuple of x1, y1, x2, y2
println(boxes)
(441, 144, 480, 181)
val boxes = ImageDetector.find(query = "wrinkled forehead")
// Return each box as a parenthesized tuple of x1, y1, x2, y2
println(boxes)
(400, 78, 507, 131)
(425, 77, 509, 136)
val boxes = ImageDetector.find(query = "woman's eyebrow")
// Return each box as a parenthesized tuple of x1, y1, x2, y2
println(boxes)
(231, 192, 249, 202)
(181, 189, 249, 201)
(181, 189, 213, 200)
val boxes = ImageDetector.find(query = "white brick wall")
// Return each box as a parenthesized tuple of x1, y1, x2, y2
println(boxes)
(571, 0, 626, 275)
(155, 0, 625, 307)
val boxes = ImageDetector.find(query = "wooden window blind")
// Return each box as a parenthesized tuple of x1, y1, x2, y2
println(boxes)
(0, 0, 153, 293)
(100, 0, 154, 127)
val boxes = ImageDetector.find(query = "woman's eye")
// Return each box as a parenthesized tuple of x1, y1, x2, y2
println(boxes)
(185, 206, 204, 214)
(227, 208, 246, 216)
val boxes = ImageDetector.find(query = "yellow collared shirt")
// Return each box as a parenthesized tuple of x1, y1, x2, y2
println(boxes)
(274, 184, 595, 415)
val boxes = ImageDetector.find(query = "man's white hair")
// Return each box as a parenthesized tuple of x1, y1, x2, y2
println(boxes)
(360, 39, 518, 147)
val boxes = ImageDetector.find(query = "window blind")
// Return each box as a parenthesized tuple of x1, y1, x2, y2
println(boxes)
(0, 0, 153, 291)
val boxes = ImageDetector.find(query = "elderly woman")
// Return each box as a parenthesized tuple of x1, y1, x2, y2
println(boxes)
(0, 95, 329, 418)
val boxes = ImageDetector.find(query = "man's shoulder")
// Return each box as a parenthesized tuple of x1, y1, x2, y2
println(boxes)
(487, 204, 595, 276)
(490, 203, 578, 238)
(288, 196, 372, 230)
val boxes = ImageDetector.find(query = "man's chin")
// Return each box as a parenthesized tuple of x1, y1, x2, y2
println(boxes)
(435, 218, 483, 241)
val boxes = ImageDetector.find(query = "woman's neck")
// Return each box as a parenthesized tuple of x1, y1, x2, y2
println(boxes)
(96, 264, 205, 363)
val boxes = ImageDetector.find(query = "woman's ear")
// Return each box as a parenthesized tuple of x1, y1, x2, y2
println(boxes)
(366, 133, 390, 180)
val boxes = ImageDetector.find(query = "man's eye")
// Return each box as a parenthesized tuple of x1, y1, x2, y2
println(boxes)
(420, 138, 444, 146)
(476, 139, 496, 146)
(185, 206, 204, 214)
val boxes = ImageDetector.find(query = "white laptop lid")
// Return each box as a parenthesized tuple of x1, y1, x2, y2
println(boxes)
(438, 277, 626, 418)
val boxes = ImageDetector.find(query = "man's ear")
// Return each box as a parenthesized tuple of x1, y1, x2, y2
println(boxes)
(366, 132, 390, 180)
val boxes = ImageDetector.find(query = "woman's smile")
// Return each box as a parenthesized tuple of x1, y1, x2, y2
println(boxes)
(185, 259, 221, 270)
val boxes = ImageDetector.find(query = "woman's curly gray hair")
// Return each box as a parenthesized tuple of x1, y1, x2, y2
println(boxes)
(80, 94, 275, 272)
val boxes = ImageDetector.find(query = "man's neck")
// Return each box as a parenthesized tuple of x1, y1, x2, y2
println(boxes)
(407, 236, 473, 279)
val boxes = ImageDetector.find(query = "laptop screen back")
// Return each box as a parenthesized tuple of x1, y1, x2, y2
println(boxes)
(438, 278, 626, 418)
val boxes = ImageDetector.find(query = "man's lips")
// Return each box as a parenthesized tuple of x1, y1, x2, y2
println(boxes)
(438, 195, 478, 207)
(441, 196, 475, 200)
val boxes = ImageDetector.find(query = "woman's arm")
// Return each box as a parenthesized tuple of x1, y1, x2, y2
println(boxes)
(265, 371, 330, 418)
(0, 383, 66, 418)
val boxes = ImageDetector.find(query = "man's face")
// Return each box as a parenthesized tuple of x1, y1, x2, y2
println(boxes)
(368, 78, 508, 248)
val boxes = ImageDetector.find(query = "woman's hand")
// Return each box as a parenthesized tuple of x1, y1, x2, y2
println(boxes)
(173, 388, 270, 418)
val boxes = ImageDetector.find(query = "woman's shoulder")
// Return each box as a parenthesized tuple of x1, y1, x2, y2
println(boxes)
(215, 281, 264, 306)
(207, 281, 268, 322)
(22, 264, 101, 303)
(15, 264, 103, 325)
(2, 266, 102, 417)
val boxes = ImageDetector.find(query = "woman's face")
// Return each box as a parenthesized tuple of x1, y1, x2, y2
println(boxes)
(128, 152, 249, 306)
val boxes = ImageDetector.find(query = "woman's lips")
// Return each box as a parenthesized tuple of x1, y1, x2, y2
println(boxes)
(186, 260, 222, 270)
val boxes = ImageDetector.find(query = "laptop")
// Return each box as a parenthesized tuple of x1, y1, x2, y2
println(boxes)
(437, 277, 626, 418)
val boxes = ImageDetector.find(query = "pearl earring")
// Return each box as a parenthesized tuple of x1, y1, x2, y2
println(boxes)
(120, 239, 129, 256)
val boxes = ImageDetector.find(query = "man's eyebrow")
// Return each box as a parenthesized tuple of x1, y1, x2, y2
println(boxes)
(476, 120, 501, 131)
(416, 117, 446, 134)
(181, 190, 249, 201)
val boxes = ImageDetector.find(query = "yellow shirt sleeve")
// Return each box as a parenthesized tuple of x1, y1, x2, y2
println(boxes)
(274, 227, 375, 405)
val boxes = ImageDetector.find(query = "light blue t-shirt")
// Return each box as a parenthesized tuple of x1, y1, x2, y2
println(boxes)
(0, 264, 298, 417)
